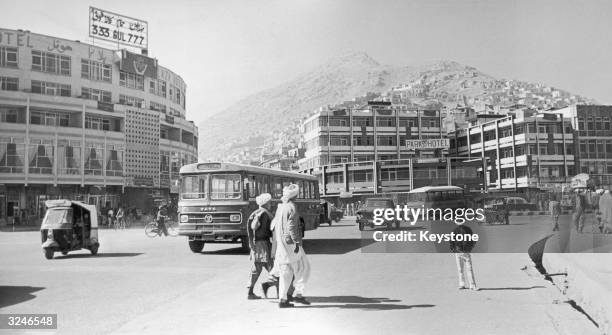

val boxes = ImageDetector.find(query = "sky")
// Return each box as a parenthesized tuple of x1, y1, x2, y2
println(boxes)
(3, 0, 612, 125)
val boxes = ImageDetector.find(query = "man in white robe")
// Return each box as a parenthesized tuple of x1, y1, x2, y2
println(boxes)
(274, 184, 311, 308)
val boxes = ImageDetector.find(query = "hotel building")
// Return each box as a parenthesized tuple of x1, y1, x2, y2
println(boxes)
(298, 102, 484, 197)
(0, 28, 198, 224)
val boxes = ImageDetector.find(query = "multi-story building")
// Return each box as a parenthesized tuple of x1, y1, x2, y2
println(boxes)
(298, 101, 446, 170)
(298, 101, 485, 198)
(0, 28, 198, 224)
(554, 105, 612, 186)
(449, 109, 575, 191)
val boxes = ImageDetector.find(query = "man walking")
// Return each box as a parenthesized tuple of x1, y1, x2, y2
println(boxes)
(573, 190, 586, 233)
(273, 184, 311, 308)
(246, 193, 274, 300)
(449, 223, 478, 291)
(549, 195, 561, 232)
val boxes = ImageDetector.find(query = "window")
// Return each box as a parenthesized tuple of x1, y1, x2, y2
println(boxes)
(328, 117, 348, 127)
(106, 146, 123, 176)
(30, 111, 69, 126)
(330, 135, 349, 146)
(149, 79, 167, 97)
(0, 139, 25, 173)
(353, 117, 372, 127)
(597, 141, 605, 158)
(0, 77, 18, 91)
(0, 108, 19, 123)
(350, 170, 373, 183)
(588, 140, 596, 158)
(31, 50, 70, 75)
(31, 81, 70, 97)
(81, 87, 111, 103)
(181, 175, 208, 199)
(119, 94, 144, 107)
(85, 116, 102, 130)
(353, 135, 374, 146)
(81, 59, 111, 82)
(377, 135, 396, 146)
(271, 177, 283, 198)
(28, 139, 53, 174)
(211, 174, 241, 199)
(399, 118, 417, 128)
(376, 117, 395, 127)
(58, 140, 81, 175)
(0, 47, 18, 68)
(331, 155, 349, 163)
(119, 71, 144, 90)
(150, 101, 167, 113)
(579, 141, 588, 159)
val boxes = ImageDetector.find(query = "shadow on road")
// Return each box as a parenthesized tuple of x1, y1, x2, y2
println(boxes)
(201, 247, 247, 255)
(304, 238, 373, 254)
(478, 286, 545, 291)
(55, 252, 143, 259)
(300, 303, 435, 310)
(0, 286, 44, 308)
(307, 296, 401, 303)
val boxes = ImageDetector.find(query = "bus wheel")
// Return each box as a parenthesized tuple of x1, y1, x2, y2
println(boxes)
(188, 240, 205, 253)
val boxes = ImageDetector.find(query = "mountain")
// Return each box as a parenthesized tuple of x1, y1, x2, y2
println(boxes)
(198, 54, 596, 162)
(197, 51, 422, 161)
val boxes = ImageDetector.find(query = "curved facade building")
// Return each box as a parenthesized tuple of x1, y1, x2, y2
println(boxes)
(0, 28, 198, 224)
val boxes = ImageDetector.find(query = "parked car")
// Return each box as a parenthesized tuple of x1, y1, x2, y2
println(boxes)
(356, 198, 400, 231)
(503, 197, 538, 211)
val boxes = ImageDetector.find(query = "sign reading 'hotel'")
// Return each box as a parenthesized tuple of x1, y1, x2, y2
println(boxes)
(405, 138, 450, 150)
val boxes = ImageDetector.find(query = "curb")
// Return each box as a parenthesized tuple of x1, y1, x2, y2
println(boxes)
(543, 253, 612, 334)
(509, 210, 572, 216)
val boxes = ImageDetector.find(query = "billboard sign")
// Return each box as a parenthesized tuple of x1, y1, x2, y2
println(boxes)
(405, 138, 449, 150)
(120, 49, 158, 79)
(89, 7, 148, 49)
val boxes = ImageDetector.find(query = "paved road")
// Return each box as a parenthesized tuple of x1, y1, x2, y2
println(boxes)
(0, 216, 601, 335)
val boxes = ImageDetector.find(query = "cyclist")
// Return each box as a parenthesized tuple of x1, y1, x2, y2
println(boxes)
(116, 207, 125, 229)
(156, 204, 169, 236)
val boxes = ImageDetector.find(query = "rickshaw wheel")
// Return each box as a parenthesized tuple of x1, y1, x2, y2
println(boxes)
(44, 249, 54, 260)
(90, 244, 99, 255)
(188, 240, 205, 253)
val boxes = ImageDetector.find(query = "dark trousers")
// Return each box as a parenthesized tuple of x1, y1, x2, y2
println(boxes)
(249, 260, 274, 289)
(157, 219, 168, 236)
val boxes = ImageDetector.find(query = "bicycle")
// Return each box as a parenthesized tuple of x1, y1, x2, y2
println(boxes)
(145, 218, 177, 238)
(116, 216, 126, 229)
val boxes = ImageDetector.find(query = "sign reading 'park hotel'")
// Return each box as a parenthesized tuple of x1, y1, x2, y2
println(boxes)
(405, 138, 450, 150)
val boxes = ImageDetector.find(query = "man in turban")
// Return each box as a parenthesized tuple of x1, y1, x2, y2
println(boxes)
(273, 184, 311, 308)
(246, 193, 274, 300)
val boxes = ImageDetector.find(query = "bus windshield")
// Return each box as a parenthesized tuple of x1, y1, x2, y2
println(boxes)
(181, 175, 208, 199)
(210, 174, 242, 200)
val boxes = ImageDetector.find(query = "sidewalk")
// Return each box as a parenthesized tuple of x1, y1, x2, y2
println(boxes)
(543, 253, 612, 335)
(0, 224, 39, 232)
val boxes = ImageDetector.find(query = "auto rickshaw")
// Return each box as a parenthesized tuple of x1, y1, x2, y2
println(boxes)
(40, 200, 100, 259)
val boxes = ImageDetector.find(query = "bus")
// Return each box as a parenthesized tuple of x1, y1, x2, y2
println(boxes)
(177, 162, 321, 253)
(405, 186, 469, 210)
